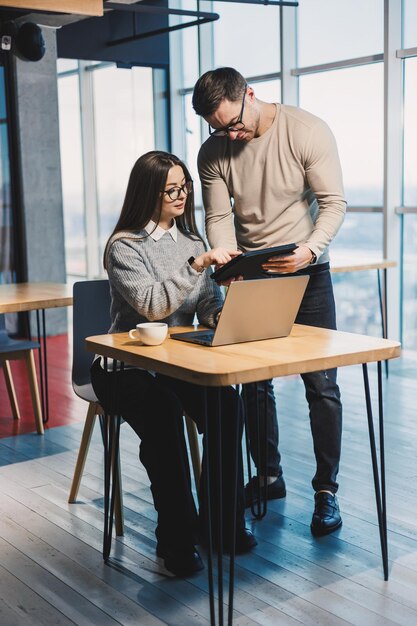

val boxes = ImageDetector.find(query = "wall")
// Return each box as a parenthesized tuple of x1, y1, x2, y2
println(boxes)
(13, 26, 67, 334)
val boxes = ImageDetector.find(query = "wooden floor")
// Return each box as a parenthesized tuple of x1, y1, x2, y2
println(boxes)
(1, 344, 417, 625)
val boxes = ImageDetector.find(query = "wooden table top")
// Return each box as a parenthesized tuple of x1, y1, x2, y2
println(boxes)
(330, 257, 397, 273)
(0, 282, 73, 313)
(86, 324, 401, 387)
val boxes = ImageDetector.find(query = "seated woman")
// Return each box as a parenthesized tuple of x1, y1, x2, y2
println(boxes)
(91, 150, 256, 577)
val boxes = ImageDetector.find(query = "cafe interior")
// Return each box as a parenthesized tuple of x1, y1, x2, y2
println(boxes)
(1, 1, 417, 624)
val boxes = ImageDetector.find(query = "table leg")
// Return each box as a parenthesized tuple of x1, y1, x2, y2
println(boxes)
(243, 382, 269, 520)
(35, 308, 49, 422)
(102, 412, 122, 561)
(362, 361, 388, 580)
(377, 269, 389, 378)
(203, 387, 216, 625)
(204, 385, 243, 626)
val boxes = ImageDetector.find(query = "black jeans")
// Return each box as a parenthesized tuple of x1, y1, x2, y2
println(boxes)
(91, 359, 245, 548)
(244, 269, 343, 493)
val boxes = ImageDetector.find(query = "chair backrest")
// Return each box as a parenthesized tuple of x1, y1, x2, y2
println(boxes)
(72, 280, 111, 387)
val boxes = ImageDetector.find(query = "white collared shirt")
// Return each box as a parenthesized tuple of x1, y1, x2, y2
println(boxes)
(145, 219, 178, 242)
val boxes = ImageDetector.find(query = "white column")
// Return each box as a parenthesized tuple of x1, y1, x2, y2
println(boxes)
(280, 3, 298, 105)
(383, 0, 402, 340)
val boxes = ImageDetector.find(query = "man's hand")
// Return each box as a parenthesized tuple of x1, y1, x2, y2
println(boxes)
(261, 245, 315, 274)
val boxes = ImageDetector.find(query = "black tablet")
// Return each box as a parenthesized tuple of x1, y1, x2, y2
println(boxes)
(210, 243, 298, 282)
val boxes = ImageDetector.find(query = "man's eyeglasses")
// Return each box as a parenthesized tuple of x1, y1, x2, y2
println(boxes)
(163, 180, 193, 201)
(208, 85, 247, 136)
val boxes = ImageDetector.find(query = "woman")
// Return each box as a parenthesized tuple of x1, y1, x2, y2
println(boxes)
(91, 151, 256, 578)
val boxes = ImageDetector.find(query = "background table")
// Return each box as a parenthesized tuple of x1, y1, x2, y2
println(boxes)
(331, 256, 396, 339)
(86, 324, 400, 626)
(0, 283, 73, 424)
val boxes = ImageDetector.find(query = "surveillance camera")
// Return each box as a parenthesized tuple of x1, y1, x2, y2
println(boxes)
(1, 35, 12, 51)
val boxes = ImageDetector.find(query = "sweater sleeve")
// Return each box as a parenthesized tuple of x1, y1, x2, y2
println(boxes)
(197, 142, 238, 249)
(301, 119, 347, 258)
(107, 239, 204, 321)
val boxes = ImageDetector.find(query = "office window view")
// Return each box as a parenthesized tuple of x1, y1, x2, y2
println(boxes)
(57, 61, 158, 279)
(56, 1, 417, 352)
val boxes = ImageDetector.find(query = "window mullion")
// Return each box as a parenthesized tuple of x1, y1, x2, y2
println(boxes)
(78, 61, 100, 279)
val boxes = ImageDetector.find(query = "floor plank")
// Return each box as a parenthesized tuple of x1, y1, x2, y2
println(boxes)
(1, 339, 417, 624)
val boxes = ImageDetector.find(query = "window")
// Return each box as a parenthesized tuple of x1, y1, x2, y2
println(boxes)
(58, 62, 163, 279)
(213, 3, 280, 77)
(299, 64, 384, 206)
(403, 0, 417, 48)
(298, 0, 383, 67)
(92, 65, 155, 259)
(402, 214, 417, 349)
(57, 70, 86, 276)
(403, 58, 417, 206)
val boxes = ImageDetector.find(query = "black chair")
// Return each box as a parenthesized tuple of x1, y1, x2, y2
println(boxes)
(0, 313, 43, 434)
(68, 279, 124, 539)
(68, 279, 201, 558)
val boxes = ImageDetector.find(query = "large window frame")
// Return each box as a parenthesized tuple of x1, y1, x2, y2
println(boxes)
(169, 0, 417, 346)
(57, 61, 169, 281)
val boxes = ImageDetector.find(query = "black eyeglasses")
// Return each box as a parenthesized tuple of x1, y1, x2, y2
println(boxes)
(208, 85, 247, 136)
(163, 180, 193, 201)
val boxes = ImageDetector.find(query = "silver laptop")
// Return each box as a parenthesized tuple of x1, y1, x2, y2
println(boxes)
(171, 275, 309, 347)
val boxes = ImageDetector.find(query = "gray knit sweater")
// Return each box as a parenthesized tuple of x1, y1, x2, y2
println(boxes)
(106, 228, 224, 333)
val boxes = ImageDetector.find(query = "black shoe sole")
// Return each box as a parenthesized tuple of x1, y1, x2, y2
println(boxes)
(156, 545, 204, 577)
(310, 519, 342, 537)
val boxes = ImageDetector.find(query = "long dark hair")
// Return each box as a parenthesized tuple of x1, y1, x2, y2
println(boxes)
(103, 151, 201, 269)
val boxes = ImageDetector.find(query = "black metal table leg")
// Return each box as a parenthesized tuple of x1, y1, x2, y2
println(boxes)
(102, 358, 124, 561)
(228, 384, 241, 626)
(377, 268, 389, 378)
(203, 387, 216, 626)
(35, 308, 49, 423)
(204, 385, 243, 626)
(243, 382, 269, 520)
(362, 361, 388, 580)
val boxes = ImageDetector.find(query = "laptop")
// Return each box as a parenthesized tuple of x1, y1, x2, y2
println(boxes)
(170, 275, 309, 347)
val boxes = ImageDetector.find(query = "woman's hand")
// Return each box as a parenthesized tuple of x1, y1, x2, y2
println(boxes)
(194, 248, 241, 269)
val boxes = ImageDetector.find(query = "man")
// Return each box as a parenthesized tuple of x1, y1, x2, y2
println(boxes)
(192, 67, 346, 536)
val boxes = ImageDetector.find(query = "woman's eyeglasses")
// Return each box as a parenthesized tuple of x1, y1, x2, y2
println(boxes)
(208, 86, 247, 137)
(163, 180, 193, 201)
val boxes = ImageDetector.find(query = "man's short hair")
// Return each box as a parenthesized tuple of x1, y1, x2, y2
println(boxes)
(192, 67, 247, 117)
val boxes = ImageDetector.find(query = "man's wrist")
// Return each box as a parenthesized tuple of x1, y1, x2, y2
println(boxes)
(308, 249, 317, 265)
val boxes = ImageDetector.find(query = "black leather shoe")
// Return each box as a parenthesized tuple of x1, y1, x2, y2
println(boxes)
(200, 527, 257, 554)
(244, 475, 286, 507)
(225, 528, 258, 554)
(156, 543, 204, 577)
(310, 491, 342, 536)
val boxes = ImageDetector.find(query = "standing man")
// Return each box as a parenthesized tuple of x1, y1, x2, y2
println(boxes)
(192, 67, 346, 536)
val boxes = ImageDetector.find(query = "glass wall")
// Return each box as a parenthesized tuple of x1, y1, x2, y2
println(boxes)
(403, 58, 417, 206)
(0, 66, 14, 285)
(298, 0, 383, 66)
(299, 64, 384, 207)
(213, 3, 280, 77)
(57, 71, 86, 277)
(57, 61, 161, 279)
(92, 66, 155, 259)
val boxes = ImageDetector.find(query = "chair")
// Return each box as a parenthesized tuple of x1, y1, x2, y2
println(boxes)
(0, 313, 43, 434)
(68, 279, 201, 552)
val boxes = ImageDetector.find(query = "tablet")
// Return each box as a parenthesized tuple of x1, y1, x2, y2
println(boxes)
(210, 243, 298, 282)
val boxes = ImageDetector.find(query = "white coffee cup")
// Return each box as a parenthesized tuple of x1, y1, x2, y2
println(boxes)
(128, 322, 168, 346)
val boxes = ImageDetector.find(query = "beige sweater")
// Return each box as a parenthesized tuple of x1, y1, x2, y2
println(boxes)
(197, 104, 346, 263)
